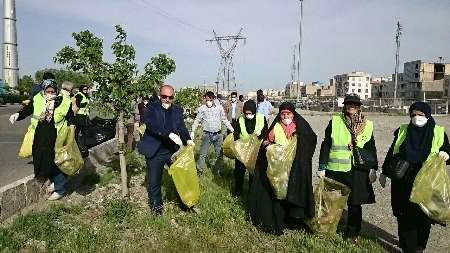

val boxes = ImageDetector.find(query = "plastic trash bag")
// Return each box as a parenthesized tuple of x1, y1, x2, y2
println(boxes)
(54, 125, 84, 176)
(307, 177, 351, 234)
(168, 145, 200, 208)
(222, 133, 235, 159)
(231, 134, 262, 173)
(410, 155, 450, 223)
(18, 126, 34, 158)
(266, 136, 297, 199)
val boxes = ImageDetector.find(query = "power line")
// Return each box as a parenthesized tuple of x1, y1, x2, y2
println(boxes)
(133, 0, 210, 35)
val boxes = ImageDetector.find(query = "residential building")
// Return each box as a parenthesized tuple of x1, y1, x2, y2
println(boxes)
(444, 75, 450, 98)
(334, 71, 372, 99)
(285, 81, 304, 98)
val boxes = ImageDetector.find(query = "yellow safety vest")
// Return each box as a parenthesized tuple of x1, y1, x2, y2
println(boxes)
(393, 124, 445, 161)
(239, 113, 265, 141)
(273, 122, 291, 146)
(31, 93, 71, 134)
(327, 114, 374, 172)
(76, 92, 90, 116)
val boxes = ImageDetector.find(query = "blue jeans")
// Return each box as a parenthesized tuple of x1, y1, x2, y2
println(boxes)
(198, 131, 223, 173)
(146, 148, 172, 213)
(52, 172, 67, 195)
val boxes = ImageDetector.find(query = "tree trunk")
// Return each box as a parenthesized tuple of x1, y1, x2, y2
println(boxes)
(118, 112, 129, 197)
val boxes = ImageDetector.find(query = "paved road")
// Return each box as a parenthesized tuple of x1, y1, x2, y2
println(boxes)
(0, 105, 33, 187)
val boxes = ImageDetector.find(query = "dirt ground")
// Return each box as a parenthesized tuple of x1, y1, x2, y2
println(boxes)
(301, 111, 450, 253)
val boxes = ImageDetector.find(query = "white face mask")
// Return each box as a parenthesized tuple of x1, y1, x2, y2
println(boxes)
(246, 114, 255, 120)
(411, 115, 428, 127)
(206, 101, 213, 107)
(231, 97, 237, 102)
(45, 93, 57, 100)
(162, 102, 171, 109)
(282, 118, 293, 125)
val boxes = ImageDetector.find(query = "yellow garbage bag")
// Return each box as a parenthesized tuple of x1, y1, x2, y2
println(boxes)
(410, 155, 450, 223)
(307, 177, 351, 234)
(18, 126, 34, 158)
(266, 136, 297, 199)
(231, 135, 262, 173)
(168, 145, 200, 208)
(54, 125, 84, 176)
(222, 133, 235, 159)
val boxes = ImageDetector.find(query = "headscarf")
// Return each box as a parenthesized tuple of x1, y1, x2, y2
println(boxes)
(400, 101, 436, 164)
(342, 105, 366, 145)
(243, 100, 256, 114)
(267, 102, 297, 142)
(41, 80, 58, 122)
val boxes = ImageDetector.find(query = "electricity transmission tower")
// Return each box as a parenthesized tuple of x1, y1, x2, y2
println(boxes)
(394, 21, 402, 102)
(206, 28, 246, 94)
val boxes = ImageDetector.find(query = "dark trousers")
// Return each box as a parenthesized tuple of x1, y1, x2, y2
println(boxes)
(228, 119, 238, 135)
(346, 204, 362, 237)
(75, 115, 89, 156)
(145, 148, 172, 213)
(397, 216, 431, 252)
(233, 159, 253, 196)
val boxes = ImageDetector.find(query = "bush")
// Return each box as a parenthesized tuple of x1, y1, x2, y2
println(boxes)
(0, 93, 28, 104)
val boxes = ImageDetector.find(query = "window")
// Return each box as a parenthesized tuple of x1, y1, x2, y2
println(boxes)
(358, 83, 361, 87)
(352, 83, 355, 86)
(358, 89, 361, 93)
(352, 89, 355, 93)
(365, 89, 369, 93)
(366, 77, 369, 81)
(415, 73, 419, 78)
(415, 63, 419, 70)
(365, 95, 368, 99)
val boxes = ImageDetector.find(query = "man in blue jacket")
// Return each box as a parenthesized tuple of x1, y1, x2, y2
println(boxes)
(138, 85, 194, 215)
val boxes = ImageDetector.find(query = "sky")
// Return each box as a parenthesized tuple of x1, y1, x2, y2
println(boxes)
(3, 0, 450, 93)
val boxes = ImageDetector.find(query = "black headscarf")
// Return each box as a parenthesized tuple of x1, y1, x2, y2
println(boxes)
(400, 101, 436, 164)
(243, 100, 257, 114)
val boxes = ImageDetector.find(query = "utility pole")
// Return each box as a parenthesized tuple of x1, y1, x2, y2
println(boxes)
(206, 29, 246, 95)
(393, 21, 402, 105)
(296, 0, 304, 103)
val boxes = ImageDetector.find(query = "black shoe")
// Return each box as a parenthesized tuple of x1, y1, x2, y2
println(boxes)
(150, 203, 163, 215)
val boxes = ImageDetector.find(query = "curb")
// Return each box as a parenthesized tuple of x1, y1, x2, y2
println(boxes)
(0, 174, 47, 222)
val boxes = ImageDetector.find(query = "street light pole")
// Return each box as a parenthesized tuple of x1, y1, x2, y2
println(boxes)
(394, 21, 402, 106)
(296, 0, 304, 103)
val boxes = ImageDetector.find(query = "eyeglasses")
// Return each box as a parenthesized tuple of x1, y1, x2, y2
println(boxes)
(161, 95, 174, 100)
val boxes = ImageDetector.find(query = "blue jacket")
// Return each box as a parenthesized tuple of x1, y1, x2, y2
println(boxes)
(137, 102, 190, 158)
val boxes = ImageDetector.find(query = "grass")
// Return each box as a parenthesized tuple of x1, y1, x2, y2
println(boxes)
(0, 149, 388, 252)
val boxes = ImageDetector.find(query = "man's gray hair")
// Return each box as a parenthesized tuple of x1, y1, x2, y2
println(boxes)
(61, 81, 74, 91)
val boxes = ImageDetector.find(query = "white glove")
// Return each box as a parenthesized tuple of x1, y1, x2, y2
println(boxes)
(438, 151, 449, 162)
(229, 126, 234, 133)
(190, 132, 195, 140)
(169, 133, 183, 146)
(187, 140, 195, 147)
(369, 169, 377, 184)
(317, 170, 325, 178)
(379, 174, 387, 188)
(9, 113, 19, 124)
(255, 130, 261, 137)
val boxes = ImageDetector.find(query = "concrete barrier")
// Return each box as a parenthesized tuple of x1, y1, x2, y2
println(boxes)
(0, 138, 119, 222)
(0, 175, 47, 222)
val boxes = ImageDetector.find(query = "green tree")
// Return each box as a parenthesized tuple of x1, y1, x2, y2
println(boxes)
(34, 68, 90, 87)
(54, 25, 176, 196)
(17, 75, 35, 95)
(174, 87, 202, 117)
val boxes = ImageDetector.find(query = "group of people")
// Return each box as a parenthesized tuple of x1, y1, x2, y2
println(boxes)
(139, 86, 449, 252)
(10, 77, 450, 252)
(9, 73, 91, 200)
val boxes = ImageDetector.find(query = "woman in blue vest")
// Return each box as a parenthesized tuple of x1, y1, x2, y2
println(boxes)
(9, 80, 74, 201)
(318, 94, 378, 242)
(248, 102, 317, 235)
(232, 100, 268, 197)
(380, 102, 450, 253)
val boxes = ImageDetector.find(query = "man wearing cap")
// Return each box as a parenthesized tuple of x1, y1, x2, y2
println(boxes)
(318, 93, 378, 242)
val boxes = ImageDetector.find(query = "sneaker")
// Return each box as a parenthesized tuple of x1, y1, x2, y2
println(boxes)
(48, 192, 64, 201)
(47, 182, 55, 193)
